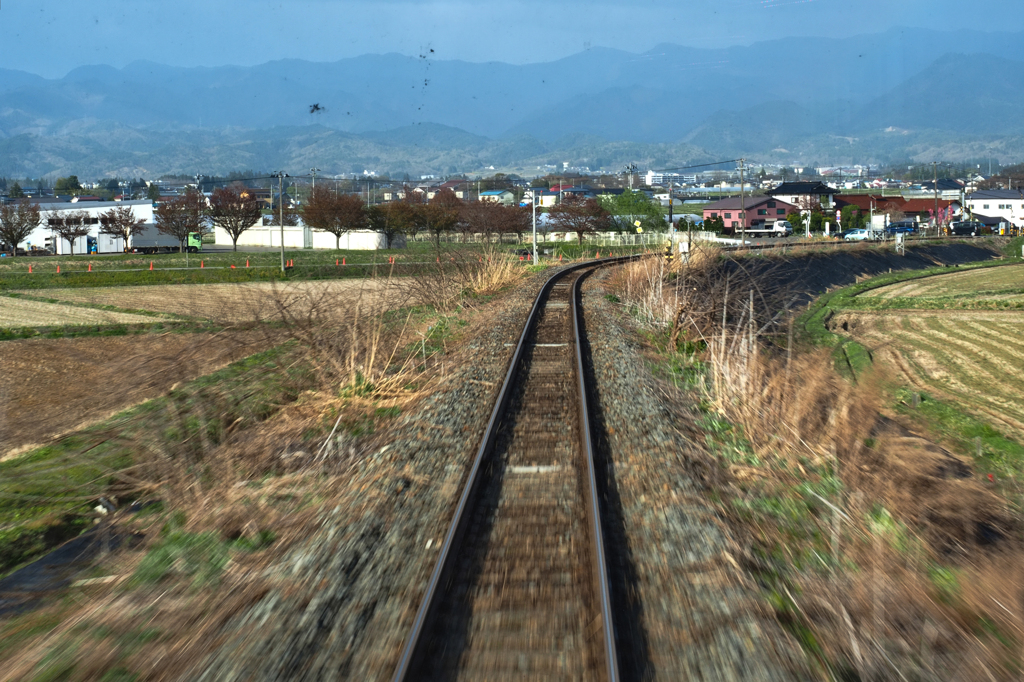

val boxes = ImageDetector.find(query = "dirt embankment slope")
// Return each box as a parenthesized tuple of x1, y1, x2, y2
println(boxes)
(726, 241, 1006, 307)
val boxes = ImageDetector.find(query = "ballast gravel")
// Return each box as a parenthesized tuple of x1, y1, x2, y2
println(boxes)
(189, 262, 812, 681)
(578, 267, 812, 681)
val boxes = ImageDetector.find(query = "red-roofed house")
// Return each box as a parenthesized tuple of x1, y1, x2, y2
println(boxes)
(702, 196, 797, 232)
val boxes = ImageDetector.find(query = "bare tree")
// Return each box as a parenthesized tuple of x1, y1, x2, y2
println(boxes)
(416, 188, 462, 246)
(303, 187, 367, 249)
(155, 189, 208, 252)
(548, 195, 612, 245)
(0, 199, 41, 256)
(367, 201, 415, 249)
(47, 209, 92, 256)
(99, 205, 146, 252)
(209, 185, 261, 251)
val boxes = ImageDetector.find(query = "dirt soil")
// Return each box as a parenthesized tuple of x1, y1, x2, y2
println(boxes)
(0, 331, 270, 457)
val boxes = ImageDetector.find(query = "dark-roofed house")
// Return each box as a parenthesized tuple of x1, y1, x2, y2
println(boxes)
(766, 181, 839, 211)
(702, 196, 797, 233)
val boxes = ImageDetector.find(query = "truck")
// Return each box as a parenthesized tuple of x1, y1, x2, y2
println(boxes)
(742, 220, 793, 238)
(130, 225, 203, 254)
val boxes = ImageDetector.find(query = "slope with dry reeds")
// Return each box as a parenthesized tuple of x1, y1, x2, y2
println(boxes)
(608, 246, 1024, 680)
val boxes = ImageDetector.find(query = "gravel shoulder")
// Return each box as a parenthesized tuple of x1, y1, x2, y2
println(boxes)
(579, 266, 812, 680)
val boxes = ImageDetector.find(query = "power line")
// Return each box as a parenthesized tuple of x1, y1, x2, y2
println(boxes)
(651, 159, 744, 174)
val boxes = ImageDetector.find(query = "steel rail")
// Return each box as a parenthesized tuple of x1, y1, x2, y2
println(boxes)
(391, 256, 635, 681)
(572, 264, 620, 681)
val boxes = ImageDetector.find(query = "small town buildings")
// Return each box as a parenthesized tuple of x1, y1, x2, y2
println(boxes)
(702, 196, 797, 231)
(835, 195, 960, 225)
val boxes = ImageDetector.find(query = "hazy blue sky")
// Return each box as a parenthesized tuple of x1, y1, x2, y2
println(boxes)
(2, 0, 1022, 77)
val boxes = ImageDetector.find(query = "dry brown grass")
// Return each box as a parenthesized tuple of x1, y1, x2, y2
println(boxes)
(608, 248, 1024, 679)
(0, 269, 454, 680)
(401, 244, 529, 312)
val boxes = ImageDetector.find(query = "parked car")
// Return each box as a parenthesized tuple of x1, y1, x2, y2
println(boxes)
(885, 220, 918, 235)
(950, 220, 986, 236)
(842, 228, 874, 241)
(888, 219, 918, 231)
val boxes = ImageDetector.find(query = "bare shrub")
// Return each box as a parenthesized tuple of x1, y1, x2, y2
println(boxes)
(401, 244, 527, 312)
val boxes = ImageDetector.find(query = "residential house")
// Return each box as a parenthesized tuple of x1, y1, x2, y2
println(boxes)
(766, 181, 839, 211)
(702, 196, 797, 232)
(479, 189, 515, 205)
(907, 178, 965, 201)
(966, 189, 1024, 227)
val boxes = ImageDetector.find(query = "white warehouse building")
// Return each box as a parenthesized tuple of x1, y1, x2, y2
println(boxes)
(216, 220, 406, 250)
(24, 199, 155, 254)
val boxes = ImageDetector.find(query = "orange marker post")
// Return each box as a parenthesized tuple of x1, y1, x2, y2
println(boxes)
(57, 265, 60, 273)
(88, 264, 92, 271)
(336, 258, 339, 266)
(246, 259, 250, 268)
(342, 257, 346, 265)
(150, 261, 153, 271)
(200, 260, 204, 268)
(558, 254, 563, 262)
(28, 265, 32, 273)
(230, 265, 236, 269)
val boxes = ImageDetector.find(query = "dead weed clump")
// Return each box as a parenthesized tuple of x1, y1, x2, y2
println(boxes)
(703, 335, 1024, 680)
(401, 244, 528, 312)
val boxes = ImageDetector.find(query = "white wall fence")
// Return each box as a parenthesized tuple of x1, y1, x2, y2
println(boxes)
(407, 231, 724, 247)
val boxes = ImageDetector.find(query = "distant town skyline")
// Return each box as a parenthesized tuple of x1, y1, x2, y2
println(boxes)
(1, 0, 1022, 78)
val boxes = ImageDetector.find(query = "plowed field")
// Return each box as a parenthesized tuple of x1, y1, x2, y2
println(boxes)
(15, 280, 399, 323)
(0, 331, 269, 457)
(836, 266, 1024, 441)
(0, 297, 160, 328)
(863, 264, 1024, 307)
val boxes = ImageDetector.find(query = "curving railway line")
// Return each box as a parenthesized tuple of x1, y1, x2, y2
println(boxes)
(392, 259, 632, 682)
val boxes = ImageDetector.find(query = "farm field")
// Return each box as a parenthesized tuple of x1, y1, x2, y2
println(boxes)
(835, 264, 1024, 443)
(13, 279, 401, 323)
(0, 330, 271, 456)
(860, 263, 1024, 307)
(0, 296, 163, 328)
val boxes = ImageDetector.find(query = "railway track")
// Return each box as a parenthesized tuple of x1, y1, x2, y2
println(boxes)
(392, 259, 628, 682)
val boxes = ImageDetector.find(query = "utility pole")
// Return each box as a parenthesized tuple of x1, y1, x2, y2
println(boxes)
(532, 189, 538, 263)
(624, 163, 637, 191)
(739, 159, 746, 243)
(310, 167, 320, 193)
(668, 178, 674, 242)
(933, 162, 939, 237)
(277, 171, 289, 272)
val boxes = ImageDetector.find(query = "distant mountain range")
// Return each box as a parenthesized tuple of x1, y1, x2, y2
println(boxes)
(2, 27, 1024, 179)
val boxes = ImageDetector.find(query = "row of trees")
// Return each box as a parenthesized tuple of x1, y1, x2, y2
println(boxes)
(303, 186, 615, 247)
(2, 183, 621, 256)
